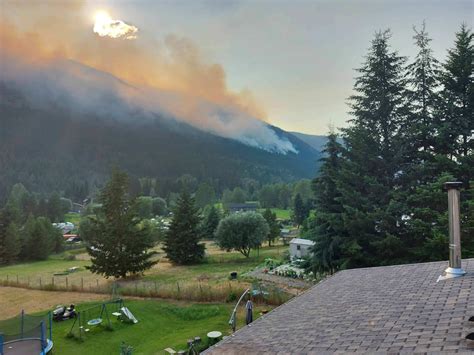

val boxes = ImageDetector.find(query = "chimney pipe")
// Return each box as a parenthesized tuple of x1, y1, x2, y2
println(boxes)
(437, 181, 465, 282)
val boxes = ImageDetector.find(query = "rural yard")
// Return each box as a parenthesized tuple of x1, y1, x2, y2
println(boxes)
(2, 1, 468, 353)
(0, 241, 301, 353)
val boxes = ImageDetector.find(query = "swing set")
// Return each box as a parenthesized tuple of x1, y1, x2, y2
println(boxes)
(67, 298, 132, 341)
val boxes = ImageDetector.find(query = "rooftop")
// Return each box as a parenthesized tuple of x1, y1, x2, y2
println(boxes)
(206, 259, 474, 354)
(289, 238, 315, 246)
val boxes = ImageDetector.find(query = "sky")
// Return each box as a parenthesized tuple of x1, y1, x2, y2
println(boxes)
(2, 0, 473, 135)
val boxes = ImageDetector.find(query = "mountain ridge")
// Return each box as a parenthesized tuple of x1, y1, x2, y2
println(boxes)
(0, 65, 321, 200)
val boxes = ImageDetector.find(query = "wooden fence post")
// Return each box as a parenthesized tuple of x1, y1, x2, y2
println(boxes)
(66, 277, 68, 290)
(39, 277, 42, 289)
(81, 277, 84, 291)
(16, 275, 19, 284)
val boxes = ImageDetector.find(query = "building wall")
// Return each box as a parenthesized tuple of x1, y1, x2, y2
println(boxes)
(289, 243, 313, 259)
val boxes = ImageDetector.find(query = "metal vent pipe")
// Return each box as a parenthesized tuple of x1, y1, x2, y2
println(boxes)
(438, 181, 465, 281)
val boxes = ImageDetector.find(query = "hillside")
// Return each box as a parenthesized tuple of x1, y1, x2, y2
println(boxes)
(289, 132, 329, 152)
(0, 78, 321, 200)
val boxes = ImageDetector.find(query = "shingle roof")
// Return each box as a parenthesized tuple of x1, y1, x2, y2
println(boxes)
(205, 259, 474, 354)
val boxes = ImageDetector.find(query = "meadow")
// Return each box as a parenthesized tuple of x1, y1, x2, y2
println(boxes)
(0, 242, 289, 304)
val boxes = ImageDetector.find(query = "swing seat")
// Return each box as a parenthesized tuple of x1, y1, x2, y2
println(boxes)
(87, 318, 103, 326)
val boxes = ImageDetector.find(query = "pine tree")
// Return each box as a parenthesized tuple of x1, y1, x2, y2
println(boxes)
(0, 209, 21, 264)
(293, 193, 307, 227)
(200, 205, 221, 239)
(4, 222, 20, 264)
(85, 169, 157, 278)
(164, 190, 205, 264)
(405, 22, 441, 159)
(262, 208, 279, 246)
(308, 132, 347, 272)
(337, 30, 410, 267)
(438, 24, 473, 160)
(23, 216, 54, 261)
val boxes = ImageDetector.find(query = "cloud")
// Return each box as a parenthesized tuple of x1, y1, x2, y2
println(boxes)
(93, 11, 138, 40)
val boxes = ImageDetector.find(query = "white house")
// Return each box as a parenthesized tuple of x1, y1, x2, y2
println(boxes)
(289, 238, 315, 259)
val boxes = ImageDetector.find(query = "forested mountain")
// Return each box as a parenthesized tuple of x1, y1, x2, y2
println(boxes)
(0, 74, 320, 202)
(289, 132, 331, 152)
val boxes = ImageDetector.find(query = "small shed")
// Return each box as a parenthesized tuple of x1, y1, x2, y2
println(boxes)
(289, 238, 315, 259)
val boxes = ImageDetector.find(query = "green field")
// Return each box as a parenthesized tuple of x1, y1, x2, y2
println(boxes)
(50, 299, 268, 354)
(64, 213, 82, 227)
(0, 244, 287, 300)
(258, 208, 292, 220)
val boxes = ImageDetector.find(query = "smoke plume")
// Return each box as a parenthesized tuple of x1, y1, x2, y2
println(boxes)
(0, 1, 296, 153)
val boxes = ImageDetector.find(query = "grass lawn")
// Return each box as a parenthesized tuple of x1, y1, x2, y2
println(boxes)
(51, 299, 267, 355)
(64, 213, 82, 227)
(258, 208, 292, 220)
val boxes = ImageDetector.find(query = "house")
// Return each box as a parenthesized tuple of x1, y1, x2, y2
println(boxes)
(53, 222, 75, 234)
(205, 258, 474, 354)
(289, 238, 315, 259)
(225, 202, 258, 213)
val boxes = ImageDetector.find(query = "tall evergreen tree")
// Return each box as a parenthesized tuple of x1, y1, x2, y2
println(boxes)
(85, 169, 157, 278)
(405, 23, 441, 158)
(293, 193, 308, 227)
(199, 205, 221, 240)
(4, 222, 20, 264)
(164, 190, 205, 264)
(438, 24, 473, 160)
(0, 209, 20, 264)
(309, 132, 348, 272)
(310, 30, 410, 270)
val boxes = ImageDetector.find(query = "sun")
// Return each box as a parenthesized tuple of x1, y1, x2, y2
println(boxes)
(92, 10, 138, 39)
(94, 10, 111, 25)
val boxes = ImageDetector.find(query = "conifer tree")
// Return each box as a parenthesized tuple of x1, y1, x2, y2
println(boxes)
(405, 23, 441, 159)
(309, 132, 347, 272)
(293, 193, 308, 227)
(199, 205, 221, 239)
(4, 222, 20, 264)
(0, 209, 20, 264)
(164, 190, 205, 264)
(85, 169, 157, 278)
(262, 208, 279, 246)
(438, 24, 473, 160)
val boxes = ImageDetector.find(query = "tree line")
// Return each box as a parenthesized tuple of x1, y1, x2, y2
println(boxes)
(308, 24, 473, 272)
(79, 169, 282, 278)
(0, 184, 66, 264)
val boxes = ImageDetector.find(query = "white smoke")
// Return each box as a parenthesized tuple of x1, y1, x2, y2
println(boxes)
(1, 54, 297, 154)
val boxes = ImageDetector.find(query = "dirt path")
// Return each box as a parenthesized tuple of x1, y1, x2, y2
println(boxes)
(0, 286, 109, 320)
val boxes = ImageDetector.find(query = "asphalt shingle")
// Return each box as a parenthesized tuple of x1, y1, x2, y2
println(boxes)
(205, 259, 474, 354)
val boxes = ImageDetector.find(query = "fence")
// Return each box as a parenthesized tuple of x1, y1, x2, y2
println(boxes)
(0, 275, 290, 305)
